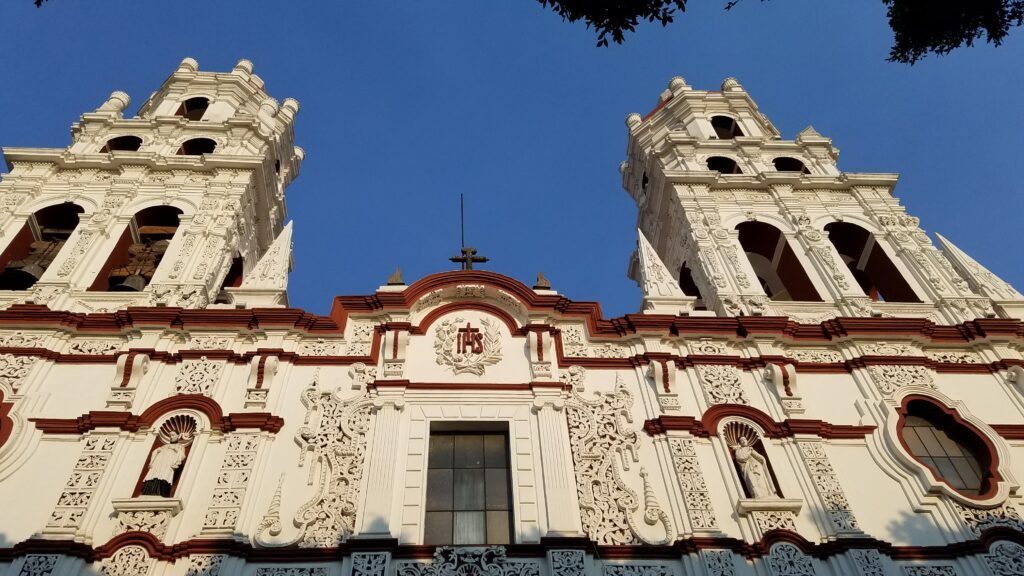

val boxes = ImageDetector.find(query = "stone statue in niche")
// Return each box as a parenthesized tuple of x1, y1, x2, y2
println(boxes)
(725, 422, 778, 499)
(140, 415, 196, 497)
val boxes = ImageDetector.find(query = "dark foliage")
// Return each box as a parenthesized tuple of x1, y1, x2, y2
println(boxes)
(537, 0, 687, 47)
(884, 0, 1024, 63)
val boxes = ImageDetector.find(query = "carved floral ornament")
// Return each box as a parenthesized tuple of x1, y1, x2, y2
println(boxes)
(434, 316, 502, 376)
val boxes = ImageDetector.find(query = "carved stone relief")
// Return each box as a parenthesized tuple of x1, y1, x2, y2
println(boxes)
(866, 365, 934, 397)
(565, 376, 672, 544)
(767, 543, 814, 576)
(48, 435, 118, 531)
(352, 552, 390, 576)
(603, 565, 672, 576)
(561, 326, 629, 359)
(983, 541, 1024, 576)
(667, 437, 718, 530)
(549, 550, 586, 576)
(924, 351, 981, 364)
(299, 338, 341, 356)
(751, 510, 797, 532)
(185, 554, 226, 576)
(0, 332, 47, 348)
(954, 502, 1024, 535)
(99, 546, 152, 576)
(849, 549, 886, 576)
(255, 569, 327, 576)
(433, 316, 502, 375)
(901, 567, 956, 576)
(17, 555, 59, 576)
(0, 354, 37, 393)
(700, 551, 735, 576)
(203, 433, 259, 532)
(174, 356, 224, 395)
(788, 349, 843, 363)
(559, 365, 586, 392)
(796, 441, 859, 532)
(396, 547, 540, 576)
(696, 365, 748, 405)
(68, 340, 122, 355)
(345, 321, 375, 356)
(257, 376, 373, 547)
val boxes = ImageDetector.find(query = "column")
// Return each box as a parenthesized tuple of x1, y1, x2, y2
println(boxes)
(533, 391, 583, 536)
(357, 390, 405, 537)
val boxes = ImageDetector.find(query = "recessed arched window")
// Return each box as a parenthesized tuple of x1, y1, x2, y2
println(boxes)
(825, 222, 920, 302)
(772, 157, 809, 174)
(710, 115, 744, 139)
(707, 156, 742, 174)
(100, 135, 143, 153)
(91, 205, 183, 292)
(736, 221, 822, 302)
(177, 138, 217, 156)
(678, 262, 706, 310)
(897, 397, 996, 498)
(175, 97, 210, 121)
(0, 202, 84, 290)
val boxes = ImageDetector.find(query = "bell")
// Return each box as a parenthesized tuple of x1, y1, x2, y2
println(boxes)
(110, 274, 147, 292)
(0, 262, 45, 291)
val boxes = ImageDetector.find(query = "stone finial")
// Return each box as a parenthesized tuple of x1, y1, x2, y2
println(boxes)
(387, 267, 405, 286)
(636, 229, 693, 315)
(625, 113, 643, 128)
(936, 233, 1022, 301)
(533, 272, 552, 290)
(277, 98, 300, 122)
(796, 125, 823, 142)
(259, 97, 280, 118)
(668, 76, 688, 91)
(240, 221, 292, 291)
(177, 57, 199, 73)
(721, 77, 743, 91)
(293, 146, 306, 163)
(233, 59, 254, 75)
(97, 91, 131, 115)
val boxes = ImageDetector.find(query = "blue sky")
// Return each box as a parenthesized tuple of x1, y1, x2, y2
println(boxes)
(1, 1, 1021, 317)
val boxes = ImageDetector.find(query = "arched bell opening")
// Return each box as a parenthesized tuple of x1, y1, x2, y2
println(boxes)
(678, 262, 707, 310)
(0, 203, 84, 290)
(214, 253, 245, 304)
(177, 138, 217, 156)
(736, 221, 822, 302)
(90, 206, 183, 292)
(175, 97, 210, 121)
(100, 135, 143, 153)
(772, 156, 810, 174)
(824, 222, 920, 302)
(710, 115, 744, 139)
(707, 156, 742, 174)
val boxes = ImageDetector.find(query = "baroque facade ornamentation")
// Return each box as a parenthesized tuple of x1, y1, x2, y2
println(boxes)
(867, 365, 934, 396)
(561, 325, 629, 359)
(255, 569, 327, 576)
(700, 551, 735, 576)
(983, 541, 1024, 576)
(203, 433, 259, 532)
(344, 321, 375, 356)
(0, 332, 47, 348)
(849, 549, 885, 576)
(434, 316, 502, 376)
(603, 565, 672, 576)
(697, 364, 748, 405)
(174, 356, 224, 395)
(99, 546, 152, 576)
(0, 354, 37, 393)
(48, 435, 118, 530)
(796, 441, 859, 532)
(114, 508, 174, 538)
(265, 379, 373, 547)
(667, 437, 718, 530)
(954, 502, 1024, 535)
(901, 567, 956, 576)
(67, 340, 122, 355)
(565, 376, 672, 544)
(549, 550, 586, 576)
(186, 554, 226, 576)
(299, 338, 342, 356)
(396, 547, 540, 576)
(788, 349, 843, 363)
(751, 510, 797, 532)
(352, 552, 390, 576)
(767, 543, 814, 576)
(18, 555, 59, 576)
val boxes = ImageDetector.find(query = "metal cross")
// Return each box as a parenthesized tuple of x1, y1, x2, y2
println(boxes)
(450, 246, 489, 270)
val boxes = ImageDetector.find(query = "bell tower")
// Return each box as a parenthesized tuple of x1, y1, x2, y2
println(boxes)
(623, 76, 1023, 324)
(0, 58, 303, 311)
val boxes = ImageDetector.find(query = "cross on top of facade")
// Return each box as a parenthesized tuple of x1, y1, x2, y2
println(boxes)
(450, 246, 489, 271)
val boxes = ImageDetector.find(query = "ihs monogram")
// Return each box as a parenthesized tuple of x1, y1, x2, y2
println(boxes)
(434, 317, 502, 376)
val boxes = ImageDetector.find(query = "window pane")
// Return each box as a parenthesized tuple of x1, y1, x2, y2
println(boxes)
(453, 511, 486, 545)
(933, 458, 966, 489)
(454, 435, 484, 468)
(485, 468, 510, 510)
(901, 428, 928, 457)
(914, 427, 948, 457)
(454, 468, 485, 510)
(934, 431, 964, 457)
(484, 434, 508, 467)
(486, 510, 511, 544)
(951, 457, 982, 491)
(424, 512, 453, 545)
(429, 435, 453, 469)
(426, 469, 453, 511)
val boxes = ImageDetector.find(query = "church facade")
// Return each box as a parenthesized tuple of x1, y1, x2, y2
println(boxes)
(0, 60, 1022, 576)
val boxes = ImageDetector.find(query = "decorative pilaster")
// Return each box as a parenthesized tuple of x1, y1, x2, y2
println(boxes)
(533, 390, 582, 536)
(357, 390, 405, 536)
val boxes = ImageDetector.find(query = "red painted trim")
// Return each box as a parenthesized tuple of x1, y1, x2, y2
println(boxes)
(644, 405, 877, 440)
(254, 355, 269, 389)
(370, 380, 572, 392)
(414, 302, 523, 335)
(30, 394, 284, 434)
(0, 388, 14, 449)
(3, 526, 1022, 564)
(535, 331, 544, 362)
(896, 395, 1003, 501)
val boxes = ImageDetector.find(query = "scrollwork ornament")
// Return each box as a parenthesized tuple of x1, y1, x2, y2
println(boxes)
(697, 365, 748, 405)
(849, 549, 885, 576)
(549, 550, 585, 576)
(700, 551, 735, 576)
(983, 541, 1024, 576)
(100, 546, 152, 576)
(603, 566, 672, 576)
(901, 567, 955, 576)
(186, 554, 226, 576)
(867, 365, 934, 396)
(352, 552, 390, 576)
(767, 543, 813, 576)
(18, 555, 59, 576)
(395, 547, 540, 576)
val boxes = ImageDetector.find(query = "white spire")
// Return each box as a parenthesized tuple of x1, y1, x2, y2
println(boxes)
(936, 233, 1021, 301)
(225, 222, 293, 308)
(636, 229, 693, 314)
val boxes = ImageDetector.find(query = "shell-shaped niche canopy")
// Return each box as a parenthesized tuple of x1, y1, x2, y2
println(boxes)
(723, 421, 760, 448)
(157, 414, 198, 446)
